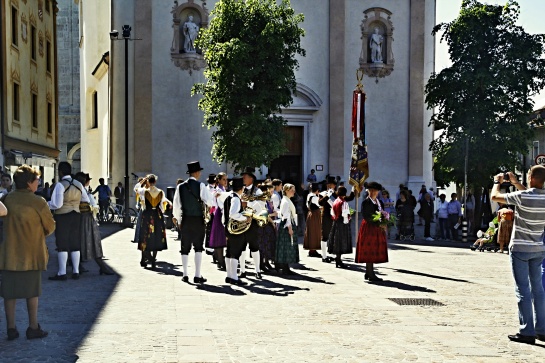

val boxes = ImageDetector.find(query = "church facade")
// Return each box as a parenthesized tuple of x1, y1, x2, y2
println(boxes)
(78, 0, 436, 198)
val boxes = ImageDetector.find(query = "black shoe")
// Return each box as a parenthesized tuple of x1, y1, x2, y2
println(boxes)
(230, 278, 247, 286)
(182, 276, 189, 283)
(26, 324, 48, 340)
(335, 259, 346, 269)
(7, 328, 19, 341)
(239, 272, 247, 278)
(508, 333, 535, 344)
(225, 277, 232, 284)
(537, 334, 545, 342)
(205, 250, 214, 256)
(282, 268, 295, 275)
(364, 273, 369, 281)
(79, 265, 89, 273)
(368, 275, 383, 282)
(470, 245, 478, 251)
(71, 273, 80, 280)
(48, 274, 67, 281)
(194, 276, 207, 284)
(255, 272, 262, 279)
(140, 259, 147, 268)
(308, 251, 322, 258)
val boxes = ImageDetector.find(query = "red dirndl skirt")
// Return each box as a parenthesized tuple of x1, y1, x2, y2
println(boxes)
(355, 219, 388, 264)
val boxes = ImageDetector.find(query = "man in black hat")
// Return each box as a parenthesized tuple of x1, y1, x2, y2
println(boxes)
(239, 167, 264, 279)
(318, 176, 338, 263)
(204, 173, 218, 260)
(172, 161, 214, 284)
(223, 177, 249, 286)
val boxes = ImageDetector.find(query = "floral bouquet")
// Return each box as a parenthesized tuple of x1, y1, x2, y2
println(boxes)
(372, 210, 396, 227)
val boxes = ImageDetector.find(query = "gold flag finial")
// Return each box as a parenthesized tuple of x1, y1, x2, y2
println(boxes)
(356, 69, 364, 91)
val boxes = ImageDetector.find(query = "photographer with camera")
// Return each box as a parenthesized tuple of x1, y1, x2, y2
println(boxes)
(491, 166, 545, 345)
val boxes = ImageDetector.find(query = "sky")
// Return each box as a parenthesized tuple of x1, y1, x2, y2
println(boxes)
(436, 0, 545, 109)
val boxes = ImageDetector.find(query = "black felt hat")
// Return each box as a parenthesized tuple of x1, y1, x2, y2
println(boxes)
(366, 181, 383, 191)
(207, 174, 217, 184)
(187, 161, 204, 174)
(241, 167, 256, 180)
(326, 176, 337, 185)
(230, 177, 244, 191)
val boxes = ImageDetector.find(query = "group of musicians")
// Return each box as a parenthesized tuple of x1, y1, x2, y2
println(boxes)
(163, 161, 356, 286)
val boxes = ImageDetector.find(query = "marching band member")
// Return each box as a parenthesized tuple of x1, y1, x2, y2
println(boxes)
(173, 161, 214, 284)
(327, 186, 353, 268)
(209, 173, 229, 270)
(239, 168, 265, 279)
(223, 177, 249, 286)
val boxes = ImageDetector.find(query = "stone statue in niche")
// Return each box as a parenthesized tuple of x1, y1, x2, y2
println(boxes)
(369, 27, 383, 63)
(183, 15, 199, 53)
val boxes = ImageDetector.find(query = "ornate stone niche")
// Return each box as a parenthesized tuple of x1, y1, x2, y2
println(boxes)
(359, 7, 395, 82)
(170, 0, 209, 74)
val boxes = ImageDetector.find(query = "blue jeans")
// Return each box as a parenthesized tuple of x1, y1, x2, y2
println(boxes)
(542, 258, 545, 292)
(510, 251, 545, 336)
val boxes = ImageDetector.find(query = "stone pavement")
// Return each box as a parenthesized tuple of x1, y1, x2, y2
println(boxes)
(1, 222, 545, 362)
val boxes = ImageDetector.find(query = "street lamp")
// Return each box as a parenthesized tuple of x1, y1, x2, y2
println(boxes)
(110, 25, 140, 227)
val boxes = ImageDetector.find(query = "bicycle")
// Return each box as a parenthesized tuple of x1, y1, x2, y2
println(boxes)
(97, 199, 137, 225)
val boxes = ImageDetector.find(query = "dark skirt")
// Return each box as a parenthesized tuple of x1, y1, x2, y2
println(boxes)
(0, 270, 41, 299)
(355, 219, 388, 264)
(80, 211, 103, 261)
(321, 214, 333, 241)
(204, 212, 214, 248)
(303, 210, 322, 250)
(327, 220, 352, 255)
(209, 209, 227, 248)
(275, 220, 299, 264)
(258, 222, 276, 260)
(138, 208, 168, 252)
(54, 211, 82, 251)
(133, 208, 143, 243)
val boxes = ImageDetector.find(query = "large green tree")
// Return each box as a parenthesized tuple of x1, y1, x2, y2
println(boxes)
(426, 0, 545, 189)
(192, 0, 305, 172)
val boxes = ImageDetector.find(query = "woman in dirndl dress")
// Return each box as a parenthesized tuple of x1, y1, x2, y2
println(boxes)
(275, 183, 299, 274)
(355, 181, 388, 282)
(133, 177, 146, 243)
(209, 172, 228, 270)
(304, 184, 322, 258)
(135, 174, 169, 269)
(257, 184, 277, 272)
(75, 172, 114, 275)
(327, 186, 353, 268)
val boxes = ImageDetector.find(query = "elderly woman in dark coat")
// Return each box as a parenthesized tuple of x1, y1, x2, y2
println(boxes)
(0, 165, 55, 340)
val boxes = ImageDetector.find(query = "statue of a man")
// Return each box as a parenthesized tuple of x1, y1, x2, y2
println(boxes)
(369, 27, 383, 63)
(183, 15, 199, 53)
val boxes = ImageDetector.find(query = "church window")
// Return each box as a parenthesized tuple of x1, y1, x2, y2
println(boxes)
(12, 7, 18, 47)
(92, 91, 98, 129)
(47, 102, 53, 134)
(32, 93, 38, 129)
(13, 83, 20, 122)
(46, 40, 51, 73)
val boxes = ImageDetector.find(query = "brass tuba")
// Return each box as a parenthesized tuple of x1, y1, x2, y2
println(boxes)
(227, 207, 269, 235)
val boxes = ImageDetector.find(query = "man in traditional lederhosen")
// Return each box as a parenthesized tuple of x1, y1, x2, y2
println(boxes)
(204, 173, 217, 262)
(172, 161, 214, 284)
(319, 176, 338, 263)
(48, 161, 90, 280)
(238, 167, 264, 279)
(223, 177, 249, 286)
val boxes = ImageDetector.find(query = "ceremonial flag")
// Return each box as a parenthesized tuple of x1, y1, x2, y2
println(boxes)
(349, 83, 369, 194)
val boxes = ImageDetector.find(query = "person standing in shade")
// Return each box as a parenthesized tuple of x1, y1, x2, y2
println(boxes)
(223, 177, 249, 286)
(306, 169, 317, 184)
(0, 165, 53, 340)
(303, 184, 322, 258)
(327, 186, 353, 268)
(172, 161, 214, 284)
(114, 182, 124, 206)
(436, 194, 450, 240)
(48, 162, 89, 280)
(204, 174, 218, 261)
(419, 193, 435, 241)
(355, 181, 388, 282)
(276, 183, 299, 274)
(92, 178, 112, 221)
(209, 173, 228, 270)
(447, 193, 462, 241)
(491, 168, 545, 345)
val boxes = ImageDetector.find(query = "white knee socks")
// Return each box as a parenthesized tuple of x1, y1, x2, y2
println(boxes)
(195, 252, 203, 278)
(252, 251, 261, 273)
(225, 257, 232, 279)
(321, 241, 328, 258)
(181, 254, 189, 277)
(71, 251, 80, 274)
(58, 251, 68, 275)
(239, 250, 246, 273)
(230, 258, 239, 280)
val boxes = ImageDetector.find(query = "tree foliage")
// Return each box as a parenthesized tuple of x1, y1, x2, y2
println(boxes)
(192, 0, 305, 172)
(425, 0, 545, 189)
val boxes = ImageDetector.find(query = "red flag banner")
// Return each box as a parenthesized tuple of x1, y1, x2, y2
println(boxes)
(349, 87, 369, 194)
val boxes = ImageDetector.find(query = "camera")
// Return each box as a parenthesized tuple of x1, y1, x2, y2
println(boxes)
(503, 172, 510, 183)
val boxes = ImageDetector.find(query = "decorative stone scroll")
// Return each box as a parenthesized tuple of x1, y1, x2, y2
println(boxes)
(170, 0, 209, 74)
(359, 7, 395, 83)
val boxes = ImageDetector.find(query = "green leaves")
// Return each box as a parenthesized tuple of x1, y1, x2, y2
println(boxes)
(425, 0, 545, 188)
(192, 0, 305, 173)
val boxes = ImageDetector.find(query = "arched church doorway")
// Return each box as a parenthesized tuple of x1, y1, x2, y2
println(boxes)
(268, 126, 303, 188)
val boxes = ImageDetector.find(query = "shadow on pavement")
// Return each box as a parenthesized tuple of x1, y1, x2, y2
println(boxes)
(0, 228, 122, 363)
(196, 283, 247, 296)
(367, 279, 436, 293)
(153, 262, 184, 277)
(240, 278, 311, 296)
(387, 268, 471, 283)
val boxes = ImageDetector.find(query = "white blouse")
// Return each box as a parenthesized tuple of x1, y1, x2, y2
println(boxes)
(279, 196, 298, 228)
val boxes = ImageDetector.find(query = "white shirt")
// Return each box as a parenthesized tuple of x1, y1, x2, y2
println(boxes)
(84, 190, 97, 207)
(172, 177, 214, 222)
(279, 196, 298, 228)
(133, 181, 146, 207)
(244, 185, 265, 213)
(271, 190, 282, 213)
(48, 176, 89, 210)
(223, 192, 246, 226)
(306, 193, 320, 208)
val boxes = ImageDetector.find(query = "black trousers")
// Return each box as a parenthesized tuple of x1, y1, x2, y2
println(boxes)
(180, 216, 205, 254)
(54, 211, 82, 252)
(246, 220, 260, 252)
(226, 233, 247, 260)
